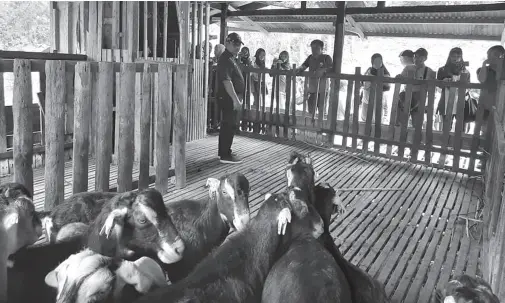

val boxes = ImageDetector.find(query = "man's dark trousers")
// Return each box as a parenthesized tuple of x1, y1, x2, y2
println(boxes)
(218, 95, 237, 158)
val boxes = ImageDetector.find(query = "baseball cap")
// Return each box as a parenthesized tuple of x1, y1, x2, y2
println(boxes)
(399, 50, 414, 58)
(414, 48, 428, 57)
(226, 32, 244, 45)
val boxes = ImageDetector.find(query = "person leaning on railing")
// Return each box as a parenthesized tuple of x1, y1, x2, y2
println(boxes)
(270, 51, 292, 110)
(295, 39, 333, 117)
(396, 48, 435, 127)
(360, 53, 391, 123)
(477, 45, 505, 134)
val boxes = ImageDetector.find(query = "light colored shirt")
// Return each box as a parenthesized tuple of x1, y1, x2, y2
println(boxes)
(400, 64, 435, 92)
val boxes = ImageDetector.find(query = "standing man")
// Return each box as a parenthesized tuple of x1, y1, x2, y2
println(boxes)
(296, 39, 333, 117)
(216, 33, 244, 164)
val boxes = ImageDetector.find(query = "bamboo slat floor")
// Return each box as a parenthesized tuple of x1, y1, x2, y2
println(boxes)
(1, 134, 483, 303)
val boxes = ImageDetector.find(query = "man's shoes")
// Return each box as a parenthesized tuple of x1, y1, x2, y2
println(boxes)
(220, 155, 243, 164)
(218, 149, 236, 158)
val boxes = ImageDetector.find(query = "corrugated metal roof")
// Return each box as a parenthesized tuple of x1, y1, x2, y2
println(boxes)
(227, 8, 505, 41)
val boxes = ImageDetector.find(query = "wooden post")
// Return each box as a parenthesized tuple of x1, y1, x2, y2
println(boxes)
(12, 59, 34, 196)
(117, 63, 136, 192)
(203, 2, 210, 136)
(45, 61, 66, 210)
(329, 1, 346, 144)
(0, 73, 6, 152)
(163, 2, 168, 59)
(174, 65, 188, 188)
(219, 3, 228, 44)
(138, 64, 152, 190)
(127, 1, 139, 62)
(155, 64, 173, 193)
(143, 1, 148, 59)
(65, 70, 74, 135)
(72, 62, 92, 193)
(95, 62, 114, 192)
(172, 1, 189, 174)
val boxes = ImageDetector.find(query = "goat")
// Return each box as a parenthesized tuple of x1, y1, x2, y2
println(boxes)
(55, 222, 90, 242)
(44, 249, 167, 303)
(131, 191, 322, 303)
(314, 183, 390, 303)
(40, 192, 117, 243)
(162, 172, 250, 283)
(261, 185, 352, 303)
(0, 183, 32, 200)
(7, 189, 185, 302)
(433, 275, 499, 303)
(285, 153, 388, 303)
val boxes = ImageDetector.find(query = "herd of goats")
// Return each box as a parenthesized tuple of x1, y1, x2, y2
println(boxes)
(0, 151, 500, 303)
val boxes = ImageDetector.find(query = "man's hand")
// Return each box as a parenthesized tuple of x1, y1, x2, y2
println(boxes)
(482, 59, 490, 67)
(233, 100, 243, 111)
(314, 69, 326, 78)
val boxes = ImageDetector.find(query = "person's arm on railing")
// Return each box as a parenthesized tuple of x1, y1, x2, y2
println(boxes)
(477, 61, 489, 83)
(295, 55, 311, 75)
(314, 55, 333, 78)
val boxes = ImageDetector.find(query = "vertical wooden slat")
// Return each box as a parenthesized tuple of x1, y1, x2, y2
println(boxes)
(143, 1, 148, 59)
(452, 75, 469, 171)
(190, 2, 197, 141)
(65, 71, 74, 135)
(127, 1, 139, 62)
(155, 64, 172, 193)
(363, 78, 377, 153)
(203, 2, 210, 135)
(97, 2, 103, 60)
(198, 2, 204, 139)
(275, 71, 281, 137)
(268, 74, 276, 135)
(411, 84, 427, 162)
(438, 85, 457, 166)
(163, 2, 168, 59)
(111, 1, 120, 49)
(342, 79, 354, 149)
(122, 2, 128, 51)
(117, 63, 136, 192)
(45, 60, 66, 210)
(352, 67, 361, 151)
(79, 2, 86, 54)
(72, 62, 92, 193)
(374, 69, 384, 155)
(38, 71, 47, 147)
(50, 2, 57, 52)
(284, 72, 292, 139)
(425, 82, 436, 164)
(174, 64, 188, 188)
(0, 73, 6, 152)
(139, 64, 152, 189)
(88, 1, 97, 60)
(153, 1, 158, 60)
(317, 77, 326, 131)
(114, 50, 121, 162)
(94, 62, 113, 192)
(150, 71, 157, 165)
(261, 73, 267, 134)
(134, 72, 142, 163)
(469, 97, 487, 172)
(291, 65, 297, 139)
(13, 59, 34, 197)
(398, 70, 414, 159)
(66, 2, 73, 53)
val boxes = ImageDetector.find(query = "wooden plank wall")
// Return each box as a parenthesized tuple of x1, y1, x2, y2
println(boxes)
(209, 66, 490, 175)
(1, 59, 189, 200)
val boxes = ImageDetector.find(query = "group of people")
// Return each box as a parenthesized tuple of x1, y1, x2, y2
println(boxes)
(212, 31, 504, 165)
(360, 45, 504, 132)
(213, 33, 333, 164)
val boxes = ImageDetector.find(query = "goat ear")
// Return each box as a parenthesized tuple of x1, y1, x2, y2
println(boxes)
(4, 188, 12, 199)
(2, 212, 19, 230)
(44, 269, 59, 288)
(99, 208, 128, 239)
(304, 156, 312, 165)
(288, 191, 308, 217)
(264, 193, 272, 201)
(206, 178, 220, 198)
(443, 296, 456, 303)
(116, 257, 167, 294)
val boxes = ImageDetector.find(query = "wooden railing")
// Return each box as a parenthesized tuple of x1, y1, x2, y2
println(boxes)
(482, 59, 505, 299)
(0, 58, 189, 210)
(209, 65, 491, 175)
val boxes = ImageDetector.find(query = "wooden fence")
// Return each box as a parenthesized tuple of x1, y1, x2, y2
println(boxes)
(482, 59, 505, 299)
(0, 58, 188, 211)
(208, 65, 491, 175)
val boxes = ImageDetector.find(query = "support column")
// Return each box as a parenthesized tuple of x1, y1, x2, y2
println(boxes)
(329, 1, 346, 144)
(219, 3, 228, 44)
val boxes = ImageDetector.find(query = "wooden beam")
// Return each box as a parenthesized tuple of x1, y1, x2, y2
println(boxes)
(228, 2, 505, 16)
(301, 1, 306, 9)
(0, 51, 87, 61)
(227, 26, 362, 38)
(329, 2, 345, 144)
(220, 3, 228, 44)
(377, 1, 386, 9)
(227, 5, 269, 34)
